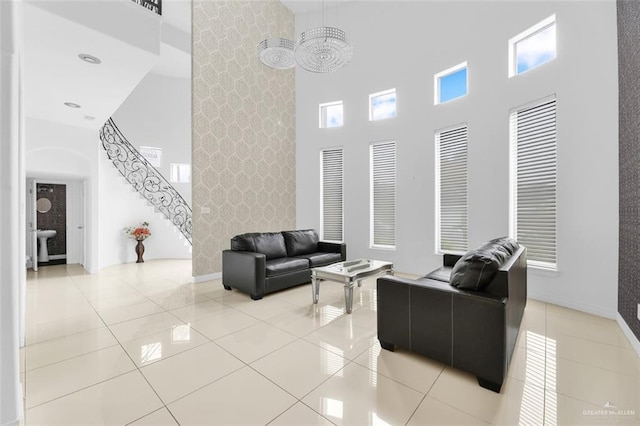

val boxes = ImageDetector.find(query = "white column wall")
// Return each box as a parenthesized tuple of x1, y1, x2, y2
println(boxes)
(295, 1, 619, 318)
(0, 0, 23, 423)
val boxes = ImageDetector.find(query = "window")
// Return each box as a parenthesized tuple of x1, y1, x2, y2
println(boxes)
(509, 15, 556, 77)
(369, 89, 397, 121)
(320, 148, 344, 242)
(319, 101, 344, 128)
(370, 141, 396, 248)
(170, 164, 191, 183)
(510, 96, 557, 269)
(436, 124, 468, 253)
(435, 62, 468, 105)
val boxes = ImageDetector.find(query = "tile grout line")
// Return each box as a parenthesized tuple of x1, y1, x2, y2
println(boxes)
(65, 268, 177, 423)
(24, 368, 138, 411)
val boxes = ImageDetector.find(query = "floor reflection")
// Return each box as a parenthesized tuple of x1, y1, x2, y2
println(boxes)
(140, 342, 162, 364)
(519, 331, 557, 425)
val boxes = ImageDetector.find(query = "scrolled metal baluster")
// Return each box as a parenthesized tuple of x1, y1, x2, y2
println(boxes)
(99, 118, 192, 245)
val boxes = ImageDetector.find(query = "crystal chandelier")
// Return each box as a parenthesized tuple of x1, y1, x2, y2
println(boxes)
(257, 1, 353, 73)
(295, 26, 352, 73)
(256, 38, 295, 70)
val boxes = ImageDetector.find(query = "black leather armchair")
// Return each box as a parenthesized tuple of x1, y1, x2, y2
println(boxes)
(222, 229, 346, 300)
(377, 244, 527, 392)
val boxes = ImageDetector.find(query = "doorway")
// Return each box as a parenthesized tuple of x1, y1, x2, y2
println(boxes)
(26, 178, 85, 270)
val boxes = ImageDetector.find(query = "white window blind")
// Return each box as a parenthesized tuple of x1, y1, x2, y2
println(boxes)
(436, 125, 468, 253)
(510, 97, 557, 269)
(370, 141, 396, 248)
(320, 148, 344, 242)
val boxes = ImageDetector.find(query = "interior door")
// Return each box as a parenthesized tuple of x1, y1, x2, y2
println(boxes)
(29, 179, 37, 271)
(66, 181, 85, 266)
(79, 181, 85, 266)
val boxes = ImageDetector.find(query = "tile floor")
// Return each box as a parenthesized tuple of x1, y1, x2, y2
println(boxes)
(22, 260, 640, 425)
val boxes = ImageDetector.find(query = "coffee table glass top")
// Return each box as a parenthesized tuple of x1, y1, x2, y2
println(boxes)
(313, 259, 392, 277)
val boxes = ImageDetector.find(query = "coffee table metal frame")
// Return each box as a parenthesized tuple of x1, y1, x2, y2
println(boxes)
(311, 259, 394, 313)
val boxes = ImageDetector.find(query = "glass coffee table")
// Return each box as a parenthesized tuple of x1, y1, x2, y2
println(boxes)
(311, 259, 394, 313)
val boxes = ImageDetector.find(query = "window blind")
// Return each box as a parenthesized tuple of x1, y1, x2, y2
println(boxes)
(371, 141, 396, 247)
(511, 97, 557, 268)
(436, 125, 468, 253)
(321, 148, 344, 242)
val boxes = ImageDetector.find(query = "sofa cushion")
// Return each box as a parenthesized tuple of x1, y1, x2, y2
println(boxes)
(265, 257, 309, 277)
(424, 266, 453, 283)
(450, 247, 507, 291)
(252, 232, 287, 260)
(282, 229, 319, 257)
(295, 252, 342, 267)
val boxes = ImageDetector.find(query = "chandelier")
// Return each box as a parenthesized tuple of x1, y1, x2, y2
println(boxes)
(257, 2, 353, 73)
(257, 38, 296, 70)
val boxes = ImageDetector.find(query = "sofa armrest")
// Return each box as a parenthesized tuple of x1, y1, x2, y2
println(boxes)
(318, 241, 347, 261)
(377, 274, 509, 391)
(222, 250, 266, 300)
(377, 275, 455, 365)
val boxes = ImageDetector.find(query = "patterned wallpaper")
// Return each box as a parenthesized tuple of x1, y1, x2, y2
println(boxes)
(36, 183, 66, 257)
(192, 0, 296, 276)
(617, 0, 640, 339)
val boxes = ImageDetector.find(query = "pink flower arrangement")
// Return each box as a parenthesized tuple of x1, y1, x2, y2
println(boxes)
(124, 221, 151, 241)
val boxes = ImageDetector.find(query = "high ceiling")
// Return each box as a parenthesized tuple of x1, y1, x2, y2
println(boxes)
(22, 0, 191, 130)
(280, 0, 346, 16)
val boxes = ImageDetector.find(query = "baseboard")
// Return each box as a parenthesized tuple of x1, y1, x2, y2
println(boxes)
(527, 291, 616, 319)
(192, 272, 221, 283)
(1, 387, 22, 426)
(1, 418, 20, 426)
(616, 314, 640, 357)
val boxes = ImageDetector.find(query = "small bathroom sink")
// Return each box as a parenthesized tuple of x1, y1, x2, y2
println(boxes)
(36, 230, 57, 262)
(37, 230, 57, 239)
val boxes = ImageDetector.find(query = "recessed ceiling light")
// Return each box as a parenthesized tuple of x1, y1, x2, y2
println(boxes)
(84, 115, 95, 121)
(64, 102, 81, 108)
(78, 53, 101, 64)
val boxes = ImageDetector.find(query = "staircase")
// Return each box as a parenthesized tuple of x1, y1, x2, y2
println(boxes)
(99, 118, 192, 245)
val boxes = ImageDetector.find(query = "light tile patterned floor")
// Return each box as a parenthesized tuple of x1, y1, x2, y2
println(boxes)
(22, 261, 640, 425)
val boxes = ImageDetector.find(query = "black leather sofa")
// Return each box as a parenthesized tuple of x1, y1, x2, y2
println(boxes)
(222, 229, 346, 300)
(377, 238, 527, 392)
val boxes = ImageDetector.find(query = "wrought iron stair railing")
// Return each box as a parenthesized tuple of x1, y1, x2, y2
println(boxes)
(99, 118, 192, 245)
(131, 0, 162, 15)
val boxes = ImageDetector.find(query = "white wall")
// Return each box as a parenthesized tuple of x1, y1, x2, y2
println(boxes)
(295, 1, 619, 317)
(112, 72, 192, 205)
(98, 151, 191, 269)
(1, 1, 22, 423)
(26, 117, 192, 272)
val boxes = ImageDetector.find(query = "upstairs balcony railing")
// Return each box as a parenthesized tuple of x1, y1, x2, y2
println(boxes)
(131, 0, 161, 15)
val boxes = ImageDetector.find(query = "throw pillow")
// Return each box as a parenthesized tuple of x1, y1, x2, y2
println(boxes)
(449, 237, 519, 290)
(486, 237, 520, 255)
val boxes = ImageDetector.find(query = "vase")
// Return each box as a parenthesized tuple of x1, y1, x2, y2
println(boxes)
(135, 240, 145, 263)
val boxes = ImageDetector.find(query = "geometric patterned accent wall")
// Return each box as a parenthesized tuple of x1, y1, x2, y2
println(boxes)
(618, 0, 640, 339)
(192, 0, 296, 276)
